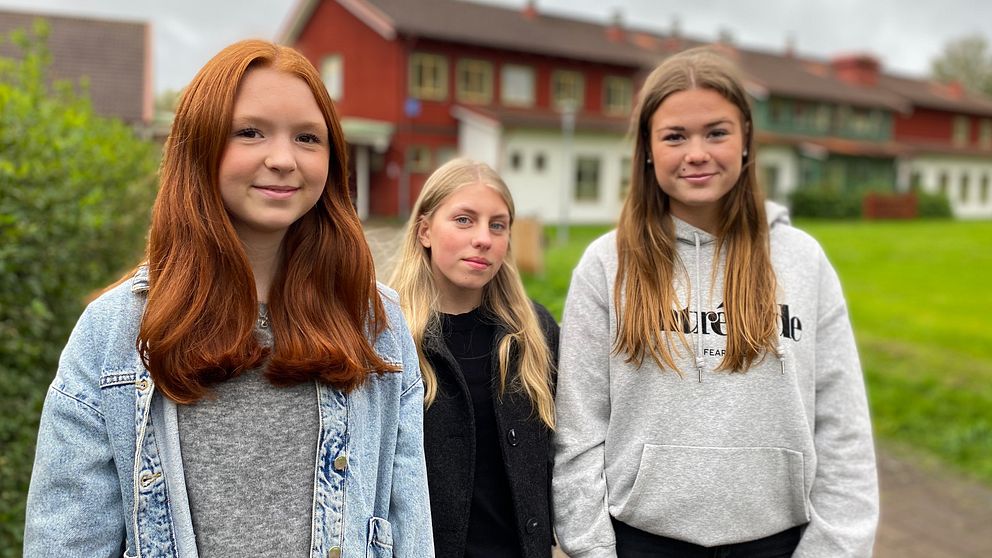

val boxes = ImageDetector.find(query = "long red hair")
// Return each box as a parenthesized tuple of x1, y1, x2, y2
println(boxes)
(138, 40, 395, 403)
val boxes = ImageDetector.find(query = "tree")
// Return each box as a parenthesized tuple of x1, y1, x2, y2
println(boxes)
(931, 34, 992, 96)
(0, 21, 158, 554)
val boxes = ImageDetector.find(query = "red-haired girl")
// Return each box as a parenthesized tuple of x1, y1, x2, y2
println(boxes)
(25, 40, 433, 557)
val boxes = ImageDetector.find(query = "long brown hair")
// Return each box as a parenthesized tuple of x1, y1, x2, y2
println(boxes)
(139, 40, 395, 403)
(389, 158, 555, 428)
(615, 47, 779, 374)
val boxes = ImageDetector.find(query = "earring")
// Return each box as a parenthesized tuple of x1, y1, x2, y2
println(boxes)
(743, 149, 749, 157)
(646, 156, 653, 164)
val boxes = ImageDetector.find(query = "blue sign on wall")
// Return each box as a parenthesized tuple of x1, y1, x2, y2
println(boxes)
(404, 97, 422, 118)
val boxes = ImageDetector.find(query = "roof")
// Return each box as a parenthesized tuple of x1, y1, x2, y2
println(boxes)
(737, 49, 910, 113)
(878, 73, 992, 117)
(283, 0, 662, 68)
(283, 0, 992, 118)
(0, 9, 150, 124)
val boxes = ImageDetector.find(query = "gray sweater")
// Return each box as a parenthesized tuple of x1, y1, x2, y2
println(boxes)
(552, 204, 878, 557)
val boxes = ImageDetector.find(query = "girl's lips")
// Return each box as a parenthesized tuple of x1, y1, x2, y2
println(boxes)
(681, 173, 715, 185)
(254, 185, 300, 200)
(463, 258, 490, 270)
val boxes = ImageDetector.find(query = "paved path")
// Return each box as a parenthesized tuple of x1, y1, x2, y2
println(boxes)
(364, 224, 992, 557)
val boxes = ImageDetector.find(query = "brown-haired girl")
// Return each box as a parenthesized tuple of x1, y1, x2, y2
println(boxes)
(25, 39, 433, 557)
(552, 47, 878, 557)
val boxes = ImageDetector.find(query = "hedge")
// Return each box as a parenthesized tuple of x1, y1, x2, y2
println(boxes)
(0, 22, 158, 554)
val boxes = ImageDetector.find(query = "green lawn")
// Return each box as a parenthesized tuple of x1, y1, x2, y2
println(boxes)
(522, 220, 992, 483)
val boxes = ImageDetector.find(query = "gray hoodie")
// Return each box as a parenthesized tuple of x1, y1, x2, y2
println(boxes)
(552, 202, 878, 557)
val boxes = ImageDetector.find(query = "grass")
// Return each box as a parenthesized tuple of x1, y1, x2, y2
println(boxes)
(522, 219, 992, 484)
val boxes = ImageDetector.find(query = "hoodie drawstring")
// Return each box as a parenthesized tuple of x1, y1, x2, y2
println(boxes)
(693, 232, 704, 383)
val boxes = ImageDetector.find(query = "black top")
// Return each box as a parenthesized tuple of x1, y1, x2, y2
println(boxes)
(422, 300, 559, 558)
(440, 308, 521, 557)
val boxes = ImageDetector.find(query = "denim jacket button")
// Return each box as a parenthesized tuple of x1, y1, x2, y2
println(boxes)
(525, 516, 539, 533)
(327, 546, 341, 558)
(138, 471, 161, 488)
(333, 454, 348, 471)
(135, 378, 150, 392)
(506, 428, 519, 447)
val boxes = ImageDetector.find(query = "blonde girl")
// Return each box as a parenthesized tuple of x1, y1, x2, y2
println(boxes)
(391, 158, 558, 557)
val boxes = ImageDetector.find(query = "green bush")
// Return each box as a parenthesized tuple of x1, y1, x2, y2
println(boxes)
(788, 186, 863, 219)
(916, 190, 953, 218)
(0, 22, 158, 554)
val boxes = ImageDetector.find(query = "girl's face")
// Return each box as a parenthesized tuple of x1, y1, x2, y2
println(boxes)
(218, 67, 329, 246)
(417, 182, 511, 314)
(648, 87, 746, 233)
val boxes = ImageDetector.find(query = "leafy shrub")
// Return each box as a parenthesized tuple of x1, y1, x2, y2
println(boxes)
(0, 22, 158, 554)
(788, 186, 863, 219)
(916, 190, 954, 218)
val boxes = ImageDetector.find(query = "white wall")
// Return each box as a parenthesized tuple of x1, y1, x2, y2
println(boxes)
(456, 112, 502, 169)
(754, 145, 800, 201)
(498, 129, 632, 224)
(908, 155, 992, 219)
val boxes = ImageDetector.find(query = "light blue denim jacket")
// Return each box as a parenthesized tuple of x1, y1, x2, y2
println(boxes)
(24, 267, 434, 558)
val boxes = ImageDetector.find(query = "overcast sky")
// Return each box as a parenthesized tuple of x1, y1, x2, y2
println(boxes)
(1, 0, 989, 93)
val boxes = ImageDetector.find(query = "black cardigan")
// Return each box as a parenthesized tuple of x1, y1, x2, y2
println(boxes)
(422, 302, 559, 558)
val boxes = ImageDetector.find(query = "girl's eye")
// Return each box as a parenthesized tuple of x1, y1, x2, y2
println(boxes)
(235, 128, 262, 139)
(662, 133, 684, 143)
(709, 129, 730, 139)
(297, 133, 321, 144)
(454, 216, 471, 225)
(490, 221, 507, 232)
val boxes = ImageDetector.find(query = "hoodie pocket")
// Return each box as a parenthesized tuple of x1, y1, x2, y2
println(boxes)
(616, 444, 809, 547)
(367, 516, 393, 558)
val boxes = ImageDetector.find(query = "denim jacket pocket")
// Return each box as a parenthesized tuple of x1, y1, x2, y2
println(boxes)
(367, 516, 393, 558)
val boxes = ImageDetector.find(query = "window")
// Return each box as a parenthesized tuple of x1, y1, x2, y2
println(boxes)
(509, 151, 523, 171)
(980, 174, 990, 204)
(960, 173, 970, 203)
(619, 157, 632, 199)
(500, 64, 535, 107)
(909, 170, 923, 191)
(603, 76, 633, 115)
(849, 107, 881, 136)
(456, 59, 493, 104)
(938, 171, 949, 196)
(409, 53, 448, 101)
(436, 146, 458, 167)
(980, 119, 992, 149)
(574, 156, 600, 202)
(952, 115, 970, 146)
(552, 70, 584, 111)
(321, 54, 343, 101)
(534, 152, 546, 172)
(406, 146, 432, 173)
(769, 98, 789, 126)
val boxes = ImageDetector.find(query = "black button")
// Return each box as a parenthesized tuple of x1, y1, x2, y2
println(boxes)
(506, 428, 519, 446)
(525, 517, 539, 534)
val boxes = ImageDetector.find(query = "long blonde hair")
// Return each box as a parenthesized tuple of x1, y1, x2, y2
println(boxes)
(390, 158, 555, 427)
(615, 47, 779, 374)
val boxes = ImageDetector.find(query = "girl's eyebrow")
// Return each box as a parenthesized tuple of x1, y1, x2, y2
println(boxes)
(448, 204, 510, 220)
(231, 114, 326, 131)
(656, 119, 735, 132)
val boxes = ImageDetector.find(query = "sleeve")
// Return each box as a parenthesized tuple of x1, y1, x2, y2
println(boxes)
(23, 308, 126, 558)
(552, 245, 618, 558)
(794, 251, 879, 558)
(388, 313, 436, 558)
